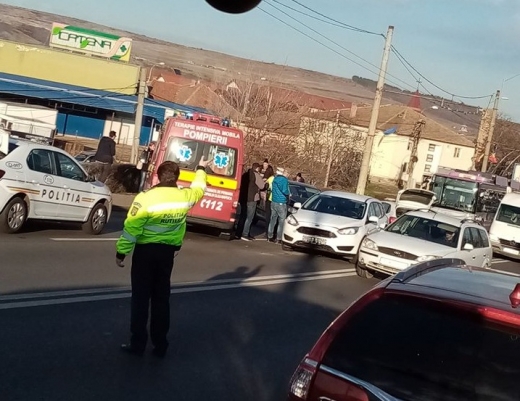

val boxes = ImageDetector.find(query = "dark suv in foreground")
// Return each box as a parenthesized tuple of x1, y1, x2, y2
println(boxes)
(288, 258, 520, 401)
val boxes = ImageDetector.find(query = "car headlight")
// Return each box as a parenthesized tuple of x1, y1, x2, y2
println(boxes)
(489, 234, 499, 242)
(361, 237, 378, 251)
(286, 214, 298, 226)
(416, 255, 440, 262)
(338, 227, 360, 235)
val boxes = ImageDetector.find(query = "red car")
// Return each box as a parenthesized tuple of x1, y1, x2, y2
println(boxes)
(288, 258, 520, 401)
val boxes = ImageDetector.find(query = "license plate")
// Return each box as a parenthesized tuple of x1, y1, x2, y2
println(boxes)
(380, 257, 408, 269)
(503, 247, 520, 255)
(302, 235, 326, 245)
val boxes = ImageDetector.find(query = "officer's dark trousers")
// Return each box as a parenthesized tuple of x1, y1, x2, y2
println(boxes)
(130, 243, 179, 353)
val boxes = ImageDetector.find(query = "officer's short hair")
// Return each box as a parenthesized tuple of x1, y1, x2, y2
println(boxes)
(157, 161, 180, 184)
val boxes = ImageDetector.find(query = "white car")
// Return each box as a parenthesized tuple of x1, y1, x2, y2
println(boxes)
(281, 191, 388, 259)
(0, 137, 112, 234)
(489, 191, 520, 259)
(356, 210, 492, 278)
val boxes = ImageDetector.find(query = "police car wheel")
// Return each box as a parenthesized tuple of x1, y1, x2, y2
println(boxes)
(82, 203, 107, 235)
(0, 197, 27, 234)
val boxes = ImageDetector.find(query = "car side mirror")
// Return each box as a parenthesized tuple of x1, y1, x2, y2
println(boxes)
(368, 215, 379, 224)
(293, 202, 302, 209)
(86, 174, 97, 183)
(463, 243, 474, 251)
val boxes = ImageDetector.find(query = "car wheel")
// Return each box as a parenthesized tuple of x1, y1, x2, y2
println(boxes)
(0, 197, 28, 234)
(281, 242, 293, 251)
(82, 203, 108, 235)
(356, 262, 373, 279)
(220, 229, 236, 241)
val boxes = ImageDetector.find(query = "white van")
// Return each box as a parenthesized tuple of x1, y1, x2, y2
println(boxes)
(489, 191, 520, 259)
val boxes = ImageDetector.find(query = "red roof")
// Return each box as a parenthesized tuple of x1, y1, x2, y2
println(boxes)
(224, 80, 352, 111)
(149, 68, 196, 86)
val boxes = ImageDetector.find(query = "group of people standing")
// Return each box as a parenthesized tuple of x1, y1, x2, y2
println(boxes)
(236, 159, 303, 244)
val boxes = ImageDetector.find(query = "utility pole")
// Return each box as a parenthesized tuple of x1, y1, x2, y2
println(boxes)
(324, 110, 340, 188)
(356, 25, 394, 195)
(405, 119, 426, 189)
(131, 67, 147, 165)
(473, 108, 492, 170)
(481, 89, 500, 172)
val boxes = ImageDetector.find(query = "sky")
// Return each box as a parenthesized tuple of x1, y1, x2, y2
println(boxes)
(4, 0, 520, 121)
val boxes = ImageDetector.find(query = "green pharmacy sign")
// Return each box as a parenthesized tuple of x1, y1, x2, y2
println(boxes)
(50, 23, 132, 62)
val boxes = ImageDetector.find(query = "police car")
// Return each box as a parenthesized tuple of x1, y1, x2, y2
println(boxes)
(0, 136, 112, 234)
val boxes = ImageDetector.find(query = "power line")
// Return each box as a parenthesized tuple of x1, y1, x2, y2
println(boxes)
(260, 4, 416, 91)
(288, 0, 382, 36)
(283, 0, 494, 103)
(271, 0, 381, 35)
(390, 46, 493, 100)
(390, 48, 492, 126)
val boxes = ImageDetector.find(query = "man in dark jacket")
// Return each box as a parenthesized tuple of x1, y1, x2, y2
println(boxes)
(235, 162, 264, 241)
(94, 131, 117, 182)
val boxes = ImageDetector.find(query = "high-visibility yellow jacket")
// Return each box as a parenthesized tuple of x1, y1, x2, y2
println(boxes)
(116, 168, 207, 255)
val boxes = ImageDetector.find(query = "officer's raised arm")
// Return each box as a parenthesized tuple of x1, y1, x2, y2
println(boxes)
(184, 156, 210, 204)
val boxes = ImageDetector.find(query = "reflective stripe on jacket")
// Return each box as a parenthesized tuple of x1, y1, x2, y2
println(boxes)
(116, 168, 207, 255)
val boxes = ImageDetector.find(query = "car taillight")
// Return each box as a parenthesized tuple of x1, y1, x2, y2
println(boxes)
(389, 216, 396, 224)
(479, 306, 520, 326)
(233, 201, 238, 208)
(0, 169, 5, 180)
(288, 358, 317, 400)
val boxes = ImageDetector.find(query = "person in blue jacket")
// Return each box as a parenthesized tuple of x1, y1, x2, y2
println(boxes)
(268, 167, 290, 243)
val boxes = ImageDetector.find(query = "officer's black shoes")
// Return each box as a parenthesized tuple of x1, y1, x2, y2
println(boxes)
(120, 343, 144, 356)
(152, 347, 167, 358)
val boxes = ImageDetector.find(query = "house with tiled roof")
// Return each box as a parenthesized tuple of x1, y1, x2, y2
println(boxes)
(301, 103, 476, 187)
(149, 80, 241, 120)
(222, 79, 352, 115)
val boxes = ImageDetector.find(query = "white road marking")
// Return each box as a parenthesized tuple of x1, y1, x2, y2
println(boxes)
(487, 268, 520, 277)
(0, 269, 356, 310)
(491, 259, 510, 264)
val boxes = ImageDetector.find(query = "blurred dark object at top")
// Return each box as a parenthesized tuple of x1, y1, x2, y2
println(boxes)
(206, 0, 261, 14)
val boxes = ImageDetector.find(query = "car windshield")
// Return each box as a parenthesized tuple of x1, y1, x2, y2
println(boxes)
(386, 214, 460, 248)
(165, 137, 237, 177)
(431, 176, 477, 213)
(399, 190, 434, 205)
(74, 153, 91, 162)
(496, 203, 520, 227)
(302, 194, 366, 219)
(289, 184, 320, 202)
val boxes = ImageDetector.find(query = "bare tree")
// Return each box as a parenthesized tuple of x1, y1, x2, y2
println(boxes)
(489, 115, 520, 177)
(297, 111, 365, 190)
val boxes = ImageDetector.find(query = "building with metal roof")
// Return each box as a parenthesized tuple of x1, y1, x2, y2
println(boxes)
(0, 72, 209, 146)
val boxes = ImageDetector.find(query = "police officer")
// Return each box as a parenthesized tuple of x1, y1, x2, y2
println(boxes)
(116, 156, 210, 357)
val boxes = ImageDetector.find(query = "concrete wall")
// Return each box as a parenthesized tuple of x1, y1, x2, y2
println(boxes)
(369, 133, 475, 185)
(0, 40, 139, 95)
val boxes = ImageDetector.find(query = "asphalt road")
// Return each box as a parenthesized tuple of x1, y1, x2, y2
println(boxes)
(1, 211, 519, 401)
